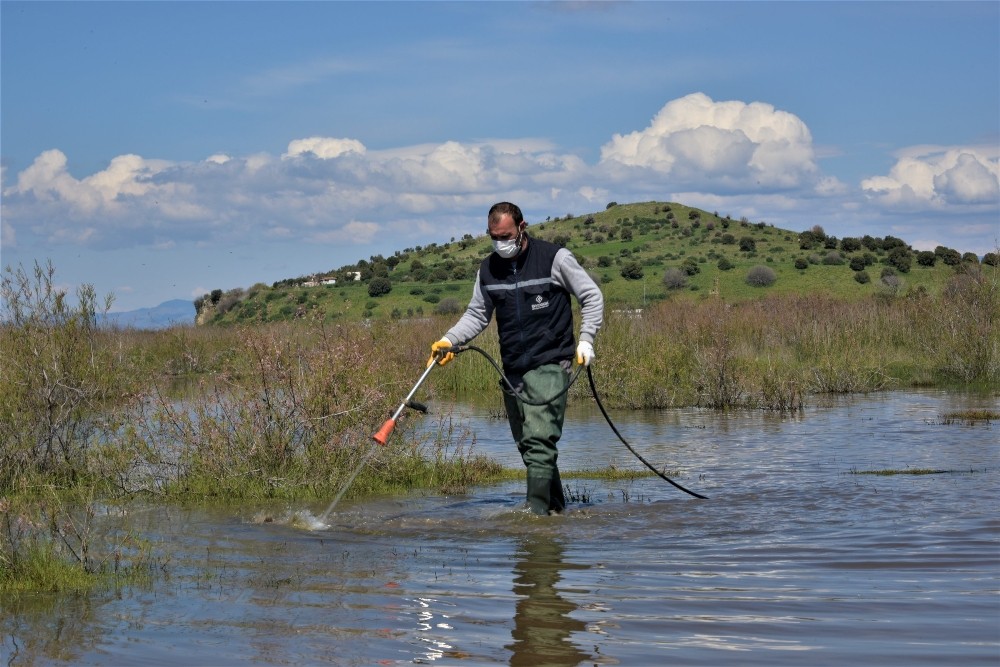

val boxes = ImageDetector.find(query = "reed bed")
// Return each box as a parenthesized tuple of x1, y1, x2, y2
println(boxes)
(430, 268, 998, 410)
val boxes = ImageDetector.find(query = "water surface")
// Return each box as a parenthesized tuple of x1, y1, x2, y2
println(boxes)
(3, 390, 998, 666)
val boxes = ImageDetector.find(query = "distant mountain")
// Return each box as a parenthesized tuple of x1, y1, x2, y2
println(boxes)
(101, 299, 195, 330)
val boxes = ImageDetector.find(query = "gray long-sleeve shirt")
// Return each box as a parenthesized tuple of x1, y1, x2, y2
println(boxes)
(443, 246, 604, 348)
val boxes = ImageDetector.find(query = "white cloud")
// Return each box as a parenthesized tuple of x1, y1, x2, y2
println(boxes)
(4, 94, 997, 262)
(283, 137, 367, 160)
(861, 145, 1000, 208)
(9, 149, 175, 217)
(598, 92, 818, 190)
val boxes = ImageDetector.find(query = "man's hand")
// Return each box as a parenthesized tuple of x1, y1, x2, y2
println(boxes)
(427, 338, 455, 367)
(576, 341, 595, 366)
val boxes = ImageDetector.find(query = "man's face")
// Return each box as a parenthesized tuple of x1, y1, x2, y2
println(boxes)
(488, 214, 523, 243)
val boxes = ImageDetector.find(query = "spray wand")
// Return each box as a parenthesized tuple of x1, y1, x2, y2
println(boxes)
(318, 352, 444, 524)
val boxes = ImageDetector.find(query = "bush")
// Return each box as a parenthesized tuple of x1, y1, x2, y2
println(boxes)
(681, 258, 700, 276)
(887, 247, 912, 273)
(717, 257, 735, 271)
(794, 258, 809, 270)
(422, 293, 440, 304)
(433, 298, 463, 316)
(620, 260, 644, 280)
(849, 256, 867, 271)
(823, 251, 844, 265)
(745, 265, 777, 287)
(841, 237, 862, 252)
(0, 261, 124, 488)
(854, 270, 871, 284)
(662, 268, 689, 290)
(368, 276, 392, 297)
(739, 237, 757, 252)
(935, 246, 962, 266)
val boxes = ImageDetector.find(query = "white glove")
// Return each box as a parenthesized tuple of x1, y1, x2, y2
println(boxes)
(576, 341, 594, 366)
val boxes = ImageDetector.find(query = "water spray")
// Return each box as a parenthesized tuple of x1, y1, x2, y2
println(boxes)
(317, 355, 440, 525)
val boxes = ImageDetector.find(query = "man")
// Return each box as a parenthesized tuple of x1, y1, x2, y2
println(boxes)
(428, 202, 604, 515)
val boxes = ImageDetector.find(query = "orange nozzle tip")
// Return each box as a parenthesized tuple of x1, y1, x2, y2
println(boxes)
(372, 419, 395, 445)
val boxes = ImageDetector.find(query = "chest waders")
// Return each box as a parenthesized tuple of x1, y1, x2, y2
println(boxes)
(502, 363, 571, 515)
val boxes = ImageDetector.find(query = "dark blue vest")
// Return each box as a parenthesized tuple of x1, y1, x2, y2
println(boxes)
(479, 237, 576, 376)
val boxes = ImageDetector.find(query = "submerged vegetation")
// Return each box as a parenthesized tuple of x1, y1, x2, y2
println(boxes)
(939, 409, 999, 424)
(2, 201, 998, 593)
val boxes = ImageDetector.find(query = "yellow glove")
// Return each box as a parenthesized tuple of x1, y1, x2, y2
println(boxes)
(427, 338, 455, 367)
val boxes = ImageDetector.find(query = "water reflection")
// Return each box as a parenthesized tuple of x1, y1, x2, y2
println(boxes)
(507, 534, 590, 666)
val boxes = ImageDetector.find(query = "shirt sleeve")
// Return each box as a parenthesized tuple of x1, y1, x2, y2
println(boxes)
(552, 248, 604, 344)
(443, 270, 493, 345)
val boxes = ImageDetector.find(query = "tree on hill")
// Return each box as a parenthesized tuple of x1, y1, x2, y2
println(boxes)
(368, 276, 392, 297)
(620, 260, 644, 280)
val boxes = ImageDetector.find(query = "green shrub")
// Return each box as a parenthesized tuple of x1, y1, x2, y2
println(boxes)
(854, 270, 871, 284)
(745, 265, 777, 287)
(620, 260, 644, 280)
(0, 261, 126, 488)
(368, 276, 392, 297)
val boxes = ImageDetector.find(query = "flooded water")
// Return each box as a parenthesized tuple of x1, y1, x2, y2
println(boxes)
(3, 390, 998, 666)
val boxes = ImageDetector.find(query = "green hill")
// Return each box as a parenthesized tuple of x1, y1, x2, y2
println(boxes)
(196, 201, 989, 325)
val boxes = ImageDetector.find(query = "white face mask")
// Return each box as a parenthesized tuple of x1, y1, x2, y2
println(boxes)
(493, 230, 523, 259)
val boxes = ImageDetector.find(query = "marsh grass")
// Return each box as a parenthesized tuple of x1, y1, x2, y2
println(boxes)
(938, 409, 999, 424)
(0, 492, 155, 594)
(850, 468, 957, 476)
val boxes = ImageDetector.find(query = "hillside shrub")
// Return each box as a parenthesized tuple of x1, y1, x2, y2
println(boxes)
(823, 251, 844, 266)
(368, 277, 392, 297)
(841, 237, 862, 252)
(854, 270, 871, 284)
(718, 258, 734, 271)
(794, 258, 808, 270)
(745, 265, 777, 287)
(433, 298, 463, 316)
(887, 247, 912, 273)
(620, 260, 644, 280)
(662, 268, 689, 290)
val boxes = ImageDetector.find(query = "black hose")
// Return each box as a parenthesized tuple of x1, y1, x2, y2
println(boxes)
(585, 366, 708, 499)
(450, 344, 708, 499)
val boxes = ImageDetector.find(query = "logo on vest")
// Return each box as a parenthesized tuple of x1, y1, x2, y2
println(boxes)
(530, 295, 550, 311)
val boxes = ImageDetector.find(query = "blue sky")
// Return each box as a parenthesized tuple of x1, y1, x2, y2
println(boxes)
(2, 1, 998, 312)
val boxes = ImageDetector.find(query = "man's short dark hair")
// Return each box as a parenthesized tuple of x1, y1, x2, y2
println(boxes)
(488, 202, 523, 228)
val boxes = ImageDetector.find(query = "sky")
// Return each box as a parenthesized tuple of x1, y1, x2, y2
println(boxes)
(2, 1, 998, 313)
